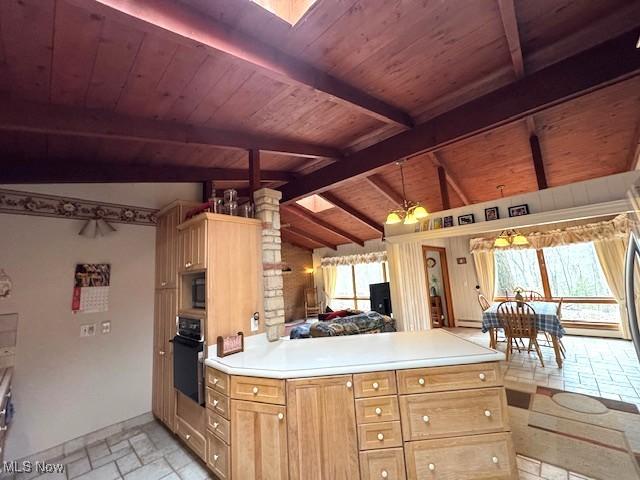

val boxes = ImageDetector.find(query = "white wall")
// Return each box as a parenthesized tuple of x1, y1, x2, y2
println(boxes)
(0, 183, 200, 460)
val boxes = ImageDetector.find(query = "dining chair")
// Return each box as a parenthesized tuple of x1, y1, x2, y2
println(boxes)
(497, 301, 545, 367)
(304, 287, 321, 318)
(477, 293, 491, 311)
(522, 290, 546, 301)
(556, 297, 566, 358)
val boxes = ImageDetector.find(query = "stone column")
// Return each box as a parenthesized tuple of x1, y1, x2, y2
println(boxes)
(253, 188, 285, 341)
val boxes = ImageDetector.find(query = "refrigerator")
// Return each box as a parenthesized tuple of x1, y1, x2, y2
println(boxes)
(626, 181, 640, 361)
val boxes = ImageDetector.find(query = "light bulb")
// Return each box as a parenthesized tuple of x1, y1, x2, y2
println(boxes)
(385, 211, 402, 224)
(413, 205, 429, 219)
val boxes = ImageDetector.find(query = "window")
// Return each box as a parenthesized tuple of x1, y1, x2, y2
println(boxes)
(494, 242, 619, 325)
(331, 262, 388, 311)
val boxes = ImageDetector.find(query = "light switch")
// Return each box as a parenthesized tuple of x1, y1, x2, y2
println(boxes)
(80, 324, 96, 337)
(101, 321, 111, 334)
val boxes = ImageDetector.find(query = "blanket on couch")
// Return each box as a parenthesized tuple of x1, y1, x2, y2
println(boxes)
(289, 311, 396, 339)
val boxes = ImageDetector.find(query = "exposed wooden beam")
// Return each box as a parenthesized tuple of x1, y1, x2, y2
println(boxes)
(427, 152, 470, 206)
(0, 161, 295, 184)
(249, 149, 261, 195)
(318, 192, 384, 236)
(437, 166, 450, 210)
(529, 134, 548, 190)
(203, 181, 214, 202)
(365, 175, 404, 207)
(627, 120, 640, 170)
(0, 97, 340, 159)
(280, 31, 640, 202)
(74, 0, 413, 128)
(282, 205, 365, 246)
(280, 233, 313, 251)
(497, 0, 524, 78)
(282, 226, 337, 251)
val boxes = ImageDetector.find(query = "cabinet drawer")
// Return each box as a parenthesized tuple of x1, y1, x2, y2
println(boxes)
(354, 371, 397, 398)
(356, 396, 400, 424)
(175, 417, 206, 460)
(404, 432, 518, 479)
(400, 387, 508, 441)
(207, 431, 230, 480)
(206, 368, 229, 395)
(206, 387, 230, 420)
(397, 363, 501, 394)
(358, 421, 403, 451)
(231, 375, 285, 405)
(360, 448, 406, 480)
(206, 409, 230, 445)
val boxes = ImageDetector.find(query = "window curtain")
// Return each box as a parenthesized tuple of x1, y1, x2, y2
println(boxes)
(386, 242, 431, 331)
(472, 250, 495, 302)
(320, 251, 387, 267)
(322, 265, 338, 309)
(593, 237, 635, 340)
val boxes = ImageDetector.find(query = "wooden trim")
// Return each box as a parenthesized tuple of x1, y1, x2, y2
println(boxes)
(562, 321, 620, 330)
(248, 149, 261, 195)
(77, 0, 413, 128)
(282, 226, 337, 250)
(497, 0, 524, 78)
(427, 152, 470, 206)
(0, 161, 294, 184)
(422, 245, 455, 328)
(529, 135, 548, 190)
(279, 31, 640, 201)
(318, 192, 384, 235)
(365, 175, 404, 207)
(282, 205, 365, 246)
(626, 119, 640, 171)
(536, 250, 552, 299)
(0, 96, 340, 159)
(437, 166, 450, 210)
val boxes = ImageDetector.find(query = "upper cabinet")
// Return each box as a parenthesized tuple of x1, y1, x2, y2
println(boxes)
(156, 201, 199, 288)
(178, 218, 207, 273)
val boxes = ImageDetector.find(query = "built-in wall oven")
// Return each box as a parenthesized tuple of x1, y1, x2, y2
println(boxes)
(173, 316, 205, 405)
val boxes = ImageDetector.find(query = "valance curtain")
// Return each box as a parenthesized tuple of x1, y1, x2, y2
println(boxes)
(322, 265, 338, 308)
(320, 251, 387, 267)
(386, 242, 431, 331)
(469, 214, 632, 253)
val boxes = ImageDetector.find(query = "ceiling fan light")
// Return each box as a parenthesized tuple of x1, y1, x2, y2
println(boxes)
(413, 205, 429, 219)
(403, 212, 418, 225)
(512, 233, 529, 246)
(385, 211, 402, 224)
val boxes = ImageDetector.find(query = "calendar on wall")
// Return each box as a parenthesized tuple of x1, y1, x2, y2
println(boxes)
(72, 264, 111, 314)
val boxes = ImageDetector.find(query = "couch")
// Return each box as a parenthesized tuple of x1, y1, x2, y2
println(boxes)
(289, 311, 396, 339)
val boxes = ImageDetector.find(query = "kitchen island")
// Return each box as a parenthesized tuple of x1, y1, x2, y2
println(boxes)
(202, 329, 518, 480)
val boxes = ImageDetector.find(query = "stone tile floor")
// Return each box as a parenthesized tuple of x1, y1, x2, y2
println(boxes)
(7, 421, 212, 480)
(447, 326, 640, 480)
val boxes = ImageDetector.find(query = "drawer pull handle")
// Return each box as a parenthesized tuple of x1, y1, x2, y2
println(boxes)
(252, 386, 259, 395)
(159, 351, 165, 356)
(380, 470, 388, 479)
(213, 400, 219, 407)
(161, 281, 167, 287)
(185, 434, 191, 440)
(372, 382, 380, 390)
(492, 456, 499, 464)
(213, 454, 219, 462)
(428, 463, 436, 471)
(418, 378, 425, 386)
(346, 381, 353, 389)
(213, 422, 219, 429)
(185, 262, 192, 269)
(278, 413, 284, 421)
(0, 426, 7, 432)
(375, 407, 383, 416)
(213, 378, 219, 385)
(377, 433, 384, 441)
(0, 410, 5, 416)
(422, 415, 430, 423)
(479, 373, 487, 381)
(484, 409, 492, 417)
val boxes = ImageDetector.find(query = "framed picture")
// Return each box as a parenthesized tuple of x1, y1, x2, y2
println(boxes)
(458, 214, 475, 225)
(456, 257, 467, 265)
(433, 218, 442, 229)
(443, 216, 453, 228)
(485, 207, 499, 221)
(509, 204, 529, 217)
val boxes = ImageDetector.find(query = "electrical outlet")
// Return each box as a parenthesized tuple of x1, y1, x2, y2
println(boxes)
(101, 321, 111, 334)
(80, 324, 96, 337)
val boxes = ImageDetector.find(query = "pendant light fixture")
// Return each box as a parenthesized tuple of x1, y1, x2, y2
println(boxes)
(385, 161, 429, 225)
(494, 229, 529, 247)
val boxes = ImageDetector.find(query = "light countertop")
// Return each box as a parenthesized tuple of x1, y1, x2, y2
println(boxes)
(204, 329, 504, 379)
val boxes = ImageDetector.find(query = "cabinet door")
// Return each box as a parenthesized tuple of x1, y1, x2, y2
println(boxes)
(152, 289, 177, 430)
(178, 227, 193, 273)
(152, 291, 165, 420)
(287, 375, 360, 480)
(231, 400, 289, 480)
(156, 207, 180, 289)
(178, 220, 207, 272)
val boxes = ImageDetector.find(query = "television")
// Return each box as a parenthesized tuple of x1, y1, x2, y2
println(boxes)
(370, 282, 392, 316)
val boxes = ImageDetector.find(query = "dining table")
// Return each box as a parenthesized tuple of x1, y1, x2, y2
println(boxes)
(481, 301, 566, 367)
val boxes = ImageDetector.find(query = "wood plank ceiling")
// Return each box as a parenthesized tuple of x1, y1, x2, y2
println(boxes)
(0, 0, 639, 250)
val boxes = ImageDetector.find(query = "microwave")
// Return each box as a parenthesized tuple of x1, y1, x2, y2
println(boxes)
(192, 277, 206, 309)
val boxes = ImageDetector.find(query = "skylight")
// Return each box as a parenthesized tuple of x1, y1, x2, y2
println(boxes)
(296, 194, 334, 213)
(251, 0, 319, 26)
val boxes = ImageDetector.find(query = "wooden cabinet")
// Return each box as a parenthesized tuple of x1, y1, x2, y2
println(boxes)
(287, 375, 360, 480)
(178, 218, 207, 272)
(207, 430, 231, 480)
(396, 363, 501, 394)
(231, 400, 289, 480)
(155, 206, 180, 289)
(230, 375, 286, 405)
(152, 288, 177, 431)
(360, 448, 406, 480)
